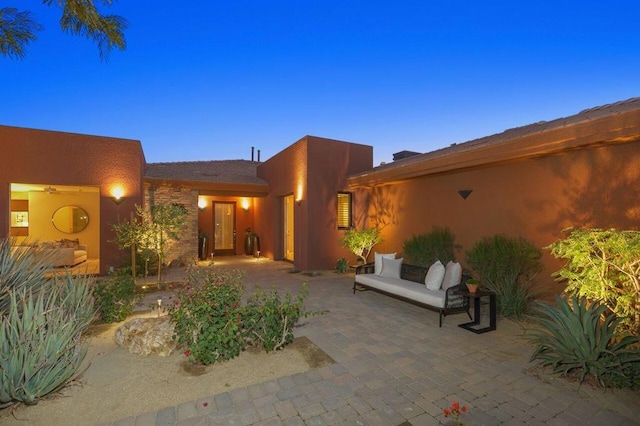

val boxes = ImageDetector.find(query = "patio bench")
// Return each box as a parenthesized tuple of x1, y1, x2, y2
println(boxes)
(354, 260, 471, 327)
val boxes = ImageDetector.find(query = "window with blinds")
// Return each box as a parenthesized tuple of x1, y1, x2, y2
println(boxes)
(337, 192, 352, 229)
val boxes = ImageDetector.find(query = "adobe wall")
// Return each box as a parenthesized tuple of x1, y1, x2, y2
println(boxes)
(0, 126, 145, 275)
(306, 138, 374, 269)
(367, 140, 640, 298)
(257, 136, 373, 271)
(256, 138, 308, 266)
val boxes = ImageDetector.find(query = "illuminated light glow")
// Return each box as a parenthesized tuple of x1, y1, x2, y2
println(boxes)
(198, 197, 207, 210)
(296, 183, 303, 204)
(241, 198, 250, 211)
(112, 186, 125, 201)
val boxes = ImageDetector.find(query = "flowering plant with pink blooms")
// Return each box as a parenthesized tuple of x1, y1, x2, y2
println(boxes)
(168, 267, 246, 365)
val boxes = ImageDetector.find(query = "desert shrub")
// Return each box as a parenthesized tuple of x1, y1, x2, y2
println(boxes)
(0, 238, 96, 407)
(169, 268, 246, 365)
(336, 257, 349, 273)
(402, 226, 459, 267)
(169, 267, 319, 365)
(465, 234, 542, 318)
(547, 228, 640, 335)
(94, 268, 138, 323)
(244, 285, 311, 352)
(527, 296, 640, 389)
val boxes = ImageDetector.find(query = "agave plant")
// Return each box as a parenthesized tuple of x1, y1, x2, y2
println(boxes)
(0, 237, 96, 407)
(527, 296, 640, 389)
(0, 238, 54, 312)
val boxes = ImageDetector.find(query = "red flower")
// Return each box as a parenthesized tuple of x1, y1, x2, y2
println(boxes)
(451, 401, 459, 411)
(462, 406, 468, 413)
(184, 349, 191, 356)
(443, 409, 450, 418)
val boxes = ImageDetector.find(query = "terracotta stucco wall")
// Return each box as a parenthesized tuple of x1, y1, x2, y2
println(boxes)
(0, 126, 145, 275)
(366, 140, 640, 297)
(257, 136, 373, 271)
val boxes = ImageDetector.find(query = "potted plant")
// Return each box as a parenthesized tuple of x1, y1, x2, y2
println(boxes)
(466, 278, 479, 293)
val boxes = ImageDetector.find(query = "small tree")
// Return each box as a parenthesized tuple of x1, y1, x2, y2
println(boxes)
(148, 203, 188, 285)
(111, 212, 140, 281)
(548, 228, 640, 335)
(341, 227, 382, 264)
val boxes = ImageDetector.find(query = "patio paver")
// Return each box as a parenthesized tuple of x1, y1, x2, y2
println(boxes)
(106, 257, 639, 425)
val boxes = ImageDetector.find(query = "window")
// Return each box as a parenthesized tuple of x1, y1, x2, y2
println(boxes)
(337, 192, 352, 229)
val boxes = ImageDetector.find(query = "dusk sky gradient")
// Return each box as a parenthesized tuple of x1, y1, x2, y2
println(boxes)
(3, 1, 639, 166)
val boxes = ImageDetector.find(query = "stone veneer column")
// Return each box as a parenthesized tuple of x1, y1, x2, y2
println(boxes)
(144, 184, 199, 266)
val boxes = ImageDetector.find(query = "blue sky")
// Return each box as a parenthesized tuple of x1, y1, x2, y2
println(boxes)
(2, 1, 639, 165)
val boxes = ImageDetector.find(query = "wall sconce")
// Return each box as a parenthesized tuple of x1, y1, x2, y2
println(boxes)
(295, 183, 303, 206)
(198, 197, 207, 211)
(241, 198, 250, 212)
(457, 189, 473, 200)
(112, 187, 125, 205)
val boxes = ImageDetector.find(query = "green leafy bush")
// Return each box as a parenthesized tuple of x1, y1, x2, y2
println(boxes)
(169, 268, 247, 365)
(527, 296, 640, 389)
(94, 268, 138, 323)
(244, 285, 310, 352)
(169, 267, 319, 365)
(341, 227, 382, 264)
(0, 238, 96, 407)
(402, 226, 459, 267)
(548, 228, 640, 335)
(465, 234, 542, 318)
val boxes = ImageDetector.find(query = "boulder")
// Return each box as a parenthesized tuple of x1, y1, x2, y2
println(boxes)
(114, 316, 176, 356)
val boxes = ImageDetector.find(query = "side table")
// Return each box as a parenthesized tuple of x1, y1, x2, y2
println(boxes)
(457, 289, 496, 334)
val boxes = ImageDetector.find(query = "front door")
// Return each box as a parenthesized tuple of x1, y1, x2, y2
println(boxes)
(283, 195, 294, 261)
(213, 202, 236, 256)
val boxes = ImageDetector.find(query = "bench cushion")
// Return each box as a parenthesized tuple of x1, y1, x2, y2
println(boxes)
(355, 273, 446, 308)
(425, 260, 445, 290)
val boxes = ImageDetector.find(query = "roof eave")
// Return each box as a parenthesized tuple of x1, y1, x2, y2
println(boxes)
(348, 108, 640, 188)
(144, 177, 270, 197)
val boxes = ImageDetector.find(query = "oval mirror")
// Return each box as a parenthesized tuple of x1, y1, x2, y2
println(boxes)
(52, 205, 89, 234)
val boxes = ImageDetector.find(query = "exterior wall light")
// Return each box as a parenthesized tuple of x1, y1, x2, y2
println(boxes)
(112, 187, 125, 205)
(198, 197, 207, 211)
(457, 189, 473, 200)
(295, 183, 303, 205)
(241, 198, 250, 212)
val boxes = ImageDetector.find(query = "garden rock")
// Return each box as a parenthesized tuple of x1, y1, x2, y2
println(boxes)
(114, 316, 176, 356)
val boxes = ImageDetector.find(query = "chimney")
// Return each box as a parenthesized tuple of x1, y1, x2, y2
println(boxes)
(251, 147, 255, 162)
(257, 149, 261, 162)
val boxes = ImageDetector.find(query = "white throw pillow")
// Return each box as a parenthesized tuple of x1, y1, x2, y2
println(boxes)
(424, 260, 446, 290)
(379, 257, 403, 279)
(442, 261, 462, 290)
(374, 252, 396, 275)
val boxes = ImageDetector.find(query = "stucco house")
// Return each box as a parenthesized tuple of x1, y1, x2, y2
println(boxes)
(2, 97, 639, 296)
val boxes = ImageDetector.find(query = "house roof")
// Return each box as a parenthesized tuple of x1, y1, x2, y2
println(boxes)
(145, 160, 269, 196)
(349, 97, 640, 187)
